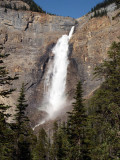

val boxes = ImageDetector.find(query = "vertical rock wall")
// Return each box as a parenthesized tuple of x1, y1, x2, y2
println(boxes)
(0, 6, 120, 125)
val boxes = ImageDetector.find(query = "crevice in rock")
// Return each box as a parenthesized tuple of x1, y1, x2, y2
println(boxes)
(4, 23, 13, 26)
(24, 14, 34, 31)
(4, 33, 8, 44)
(26, 82, 37, 91)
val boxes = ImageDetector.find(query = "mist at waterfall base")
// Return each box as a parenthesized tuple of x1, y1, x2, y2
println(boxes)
(33, 27, 74, 130)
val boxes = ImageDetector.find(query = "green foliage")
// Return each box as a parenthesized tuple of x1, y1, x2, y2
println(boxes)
(0, 113, 15, 160)
(91, 9, 107, 18)
(21, 0, 46, 13)
(90, 0, 119, 13)
(0, 52, 18, 159)
(87, 41, 120, 159)
(67, 82, 91, 160)
(48, 41, 120, 160)
(15, 83, 29, 130)
(49, 122, 71, 160)
(0, 39, 119, 159)
(47, 83, 91, 160)
(90, 0, 120, 18)
(0, 0, 46, 13)
(32, 128, 48, 160)
(50, 121, 59, 159)
(13, 83, 34, 160)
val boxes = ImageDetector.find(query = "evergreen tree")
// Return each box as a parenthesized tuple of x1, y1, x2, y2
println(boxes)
(21, 0, 46, 13)
(32, 128, 48, 160)
(58, 122, 72, 160)
(90, 0, 119, 13)
(0, 52, 18, 159)
(49, 121, 70, 160)
(14, 83, 33, 160)
(50, 121, 59, 160)
(0, 53, 16, 115)
(88, 41, 120, 159)
(0, 112, 14, 160)
(67, 81, 91, 160)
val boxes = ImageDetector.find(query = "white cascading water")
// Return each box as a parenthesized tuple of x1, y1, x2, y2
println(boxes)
(33, 27, 74, 130)
(44, 26, 75, 118)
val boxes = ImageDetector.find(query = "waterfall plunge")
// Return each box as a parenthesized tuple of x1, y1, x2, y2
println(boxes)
(33, 27, 75, 130)
(43, 26, 75, 118)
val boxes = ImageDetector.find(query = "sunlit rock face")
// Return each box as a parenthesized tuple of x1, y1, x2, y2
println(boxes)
(0, 4, 119, 126)
(70, 9, 120, 98)
(0, 0, 30, 10)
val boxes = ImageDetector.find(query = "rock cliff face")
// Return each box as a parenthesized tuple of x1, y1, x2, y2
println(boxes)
(0, 5, 120, 126)
(70, 8, 120, 98)
(0, 7, 76, 123)
(0, 0, 30, 10)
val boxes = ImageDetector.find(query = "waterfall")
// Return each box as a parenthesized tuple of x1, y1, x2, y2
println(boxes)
(33, 27, 74, 130)
(44, 26, 75, 118)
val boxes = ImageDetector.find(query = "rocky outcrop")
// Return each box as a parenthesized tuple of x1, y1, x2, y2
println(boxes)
(0, 5, 120, 126)
(0, 0, 30, 10)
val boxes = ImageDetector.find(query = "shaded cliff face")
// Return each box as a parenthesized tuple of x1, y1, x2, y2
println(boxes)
(0, 6, 120, 126)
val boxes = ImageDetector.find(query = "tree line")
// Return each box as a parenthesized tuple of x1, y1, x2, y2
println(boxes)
(91, 0, 120, 13)
(32, 41, 120, 159)
(90, 0, 120, 18)
(21, 0, 46, 13)
(0, 0, 46, 13)
(90, 9, 107, 19)
(0, 41, 120, 159)
(1, 0, 57, 16)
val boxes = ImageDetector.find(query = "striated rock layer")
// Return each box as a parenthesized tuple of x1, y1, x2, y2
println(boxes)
(0, 6, 120, 126)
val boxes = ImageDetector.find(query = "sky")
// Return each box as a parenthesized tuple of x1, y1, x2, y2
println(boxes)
(34, 0, 103, 18)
